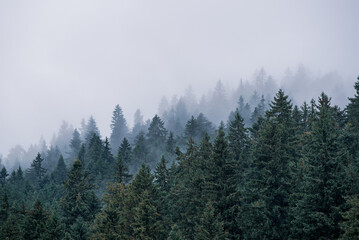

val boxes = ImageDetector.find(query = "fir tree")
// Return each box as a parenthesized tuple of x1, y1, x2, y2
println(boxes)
(241, 89, 295, 239)
(114, 152, 132, 184)
(0, 167, 8, 186)
(118, 137, 132, 166)
(290, 93, 347, 239)
(147, 114, 167, 149)
(110, 105, 129, 155)
(155, 156, 169, 192)
(61, 159, 100, 227)
(51, 155, 67, 184)
(27, 153, 47, 187)
(69, 129, 82, 163)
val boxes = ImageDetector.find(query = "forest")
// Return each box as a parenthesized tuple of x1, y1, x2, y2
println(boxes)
(0, 76, 359, 240)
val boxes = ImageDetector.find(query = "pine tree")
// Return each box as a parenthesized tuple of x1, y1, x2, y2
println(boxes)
(0, 167, 8, 186)
(27, 153, 47, 187)
(347, 76, 359, 131)
(0, 189, 9, 224)
(184, 116, 197, 140)
(205, 127, 240, 239)
(51, 155, 67, 184)
(118, 137, 132, 166)
(340, 194, 359, 239)
(147, 114, 167, 149)
(70, 216, 89, 240)
(132, 131, 149, 170)
(110, 105, 129, 155)
(91, 182, 126, 240)
(290, 93, 347, 239)
(69, 129, 82, 163)
(114, 152, 132, 184)
(194, 202, 228, 240)
(166, 132, 176, 155)
(155, 156, 169, 192)
(41, 211, 65, 240)
(0, 202, 26, 239)
(227, 109, 249, 163)
(61, 159, 100, 227)
(122, 164, 164, 239)
(23, 200, 48, 240)
(86, 134, 104, 176)
(101, 137, 115, 177)
(241, 89, 295, 239)
(84, 116, 100, 145)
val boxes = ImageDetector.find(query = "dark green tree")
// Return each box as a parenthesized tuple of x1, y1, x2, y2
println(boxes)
(51, 155, 67, 184)
(241, 89, 295, 239)
(155, 156, 169, 192)
(0, 167, 8, 186)
(61, 159, 100, 227)
(118, 137, 132, 166)
(27, 153, 47, 187)
(114, 152, 132, 184)
(290, 93, 347, 239)
(340, 194, 359, 239)
(122, 164, 164, 239)
(194, 202, 228, 240)
(23, 200, 48, 240)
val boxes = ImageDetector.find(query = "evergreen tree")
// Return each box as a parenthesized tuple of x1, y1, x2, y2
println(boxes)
(91, 182, 126, 240)
(0, 167, 8, 186)
(27, 153, 47, 187)
(44, 145, 61, 172)
(227, 109, 249, 163)
(184, 116, 197, 140)
(122, 164, 164, 239)
(86, 134, 104, 176)
(84, 116, 100, 145)
(77, 144, 86, 165)
(340, 194, 359, 239)
(41, 211, 65, 240)
(194, 202, 228, 240)
(23, 200, 48, 240)
(205, 127, 240, 239)
(51, 155, 67, 184)
(241, 89, 294, 239)
(155, 156, 169, 192)
(69, 129, 82, 163)
(0, 189, 9, 224)
(114, 152, 132, 184)
(166, 132, 176, 156)
(110, 105, 129, 155)
(70, 216, 89, 240)
(147, 114, 168, 149)
(347, 76, 359, 130)
(61, 159, 100, 227)
(101, 137, 115, 177)
(290, 93, 347, 239)
(0, 202, 26, 239)
(132, 131, 149, 170)
(118, 137, 132, 166)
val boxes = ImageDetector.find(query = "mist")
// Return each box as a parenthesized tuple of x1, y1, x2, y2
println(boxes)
(1, 0, 358, 165)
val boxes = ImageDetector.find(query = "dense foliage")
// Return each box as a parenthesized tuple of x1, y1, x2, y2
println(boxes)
(1, 77, 359, 239)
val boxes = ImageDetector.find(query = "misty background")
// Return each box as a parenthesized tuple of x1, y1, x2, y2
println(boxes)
(0, 0, 358, 167)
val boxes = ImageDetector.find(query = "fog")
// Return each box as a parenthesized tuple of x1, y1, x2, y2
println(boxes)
(0, 0, 358, 165)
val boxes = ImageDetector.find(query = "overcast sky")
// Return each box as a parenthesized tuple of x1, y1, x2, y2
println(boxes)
(0, 0, 358, 157)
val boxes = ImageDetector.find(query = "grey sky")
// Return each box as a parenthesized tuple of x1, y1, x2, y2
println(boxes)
(0, 0, 358, 157)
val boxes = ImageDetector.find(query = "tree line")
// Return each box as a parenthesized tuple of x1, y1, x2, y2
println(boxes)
(0, 77, 359, 239)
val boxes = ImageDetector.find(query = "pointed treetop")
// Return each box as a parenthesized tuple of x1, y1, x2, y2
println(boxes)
(266, 89, 292, 122)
